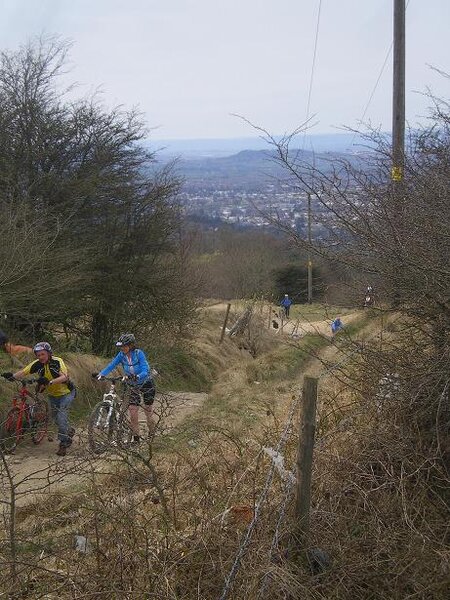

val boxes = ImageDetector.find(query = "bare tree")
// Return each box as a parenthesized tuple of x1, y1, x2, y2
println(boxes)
(0, 36, 199, 351)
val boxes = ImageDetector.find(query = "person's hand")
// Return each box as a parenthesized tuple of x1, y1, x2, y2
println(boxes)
(2, 372, 14, 381)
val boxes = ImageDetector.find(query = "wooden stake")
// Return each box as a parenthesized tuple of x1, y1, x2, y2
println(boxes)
(219, 303, 232, 344)
(294, 376, 318, 544)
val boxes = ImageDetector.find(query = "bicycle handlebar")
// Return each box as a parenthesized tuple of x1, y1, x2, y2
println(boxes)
(92, 375, 129, 382)
(2, 374, 40, 385)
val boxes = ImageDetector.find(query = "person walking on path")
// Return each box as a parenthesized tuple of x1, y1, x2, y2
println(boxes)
(2, 342, 76, 456)
(364, 285, 375, 307)
(96, 333, 156, 444)
(280, 294, 293, 318)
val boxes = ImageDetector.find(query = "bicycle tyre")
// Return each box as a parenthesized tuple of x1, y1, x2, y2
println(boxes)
(31, 399, 49, 445)
(0, 407, 21, 452)
(116, 404, 133, 449)
(88, 401, 117, 454)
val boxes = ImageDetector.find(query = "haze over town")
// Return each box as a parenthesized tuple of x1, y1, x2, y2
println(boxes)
(1, 0, 448, 141)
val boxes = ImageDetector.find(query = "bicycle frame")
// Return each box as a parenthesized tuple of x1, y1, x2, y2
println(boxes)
(9, 383, 36, 441)
(88, 376, 135, 453)
(2, 379, 43, 446)
(94, 381, 121, 429)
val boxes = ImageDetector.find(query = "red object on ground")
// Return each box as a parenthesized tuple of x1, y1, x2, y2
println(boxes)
(4, 342, 33, 356)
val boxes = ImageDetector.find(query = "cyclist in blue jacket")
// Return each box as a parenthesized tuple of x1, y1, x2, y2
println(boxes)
(97, 333, 155, 443)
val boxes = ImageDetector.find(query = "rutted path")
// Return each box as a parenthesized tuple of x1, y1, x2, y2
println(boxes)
(1, 309, 370, 506)
(0, 391, 208, 506)
(275, 310, 364, 338)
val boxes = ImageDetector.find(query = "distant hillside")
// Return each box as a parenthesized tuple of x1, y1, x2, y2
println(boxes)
(173, 148, 362, 191)
(148, 132, 374, 159)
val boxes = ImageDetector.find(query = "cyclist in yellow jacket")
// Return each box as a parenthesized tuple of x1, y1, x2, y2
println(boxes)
(2, 342, 76, 456)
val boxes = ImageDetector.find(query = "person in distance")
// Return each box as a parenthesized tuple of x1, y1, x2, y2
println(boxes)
(280, 294, 293, 318)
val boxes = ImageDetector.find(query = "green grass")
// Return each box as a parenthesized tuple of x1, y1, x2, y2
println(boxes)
(286, 302, 353, 322)
(162, 311, 375, 448)
(150, 344, 219, 393)
(245, 333, 329, 384)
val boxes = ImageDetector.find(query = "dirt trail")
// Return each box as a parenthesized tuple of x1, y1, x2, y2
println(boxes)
(1, 309, 371, 506)
(275, 310, 364, 339)
(1, 391, 208, 506)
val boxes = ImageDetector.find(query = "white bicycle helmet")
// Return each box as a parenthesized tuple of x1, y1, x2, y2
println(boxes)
(33, 341, 52, 354)
(115, 333, 136, 347)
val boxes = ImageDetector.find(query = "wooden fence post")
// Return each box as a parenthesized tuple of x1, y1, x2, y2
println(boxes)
(219, 303, 232, 344)
(294, 376, 318, 545)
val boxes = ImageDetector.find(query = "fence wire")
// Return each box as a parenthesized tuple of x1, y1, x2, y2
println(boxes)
(218, 393, 301, 600)
(220, 313, 401, 600)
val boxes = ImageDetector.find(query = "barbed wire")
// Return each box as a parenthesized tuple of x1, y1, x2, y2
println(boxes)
(220, 312, 402, 599)
(218, 392, 301, 600)
(257, 476, 295, 599)
(257, 313, 405, 597)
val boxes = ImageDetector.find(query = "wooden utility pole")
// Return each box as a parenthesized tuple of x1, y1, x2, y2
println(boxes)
(294, 376, 318, 543)
(307, 193, 313, 304)
(392, 0, 406, 184)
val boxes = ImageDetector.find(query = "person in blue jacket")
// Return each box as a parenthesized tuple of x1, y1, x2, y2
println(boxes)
(331, 317, 343, 336)
(97, 333, 155, 443)
(280, 294, 293, 318)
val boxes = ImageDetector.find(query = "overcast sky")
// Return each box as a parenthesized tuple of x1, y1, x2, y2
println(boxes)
(0, 0, 448, 139)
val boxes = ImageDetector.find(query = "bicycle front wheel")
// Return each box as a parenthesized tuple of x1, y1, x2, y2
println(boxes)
(31, 399, 49, 445)
(116, 405, 133, 449)
(0, 407, 21, 452)
(88, 402, 117, 454)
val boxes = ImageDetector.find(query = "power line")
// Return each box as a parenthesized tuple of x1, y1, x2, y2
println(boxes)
(302, 0, 323, 150)
(349, 0, 411, 149)
(300, 0, 322, 305)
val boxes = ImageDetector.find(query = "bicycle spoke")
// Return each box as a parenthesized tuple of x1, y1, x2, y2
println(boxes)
(116, 407, 133, 449)
(88, 402, 117, 454)
(31, 400, 49, 445)
(0, 408, 21, 452)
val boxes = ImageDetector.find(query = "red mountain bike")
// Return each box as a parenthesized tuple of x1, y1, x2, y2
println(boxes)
(0, 379, 49, 453)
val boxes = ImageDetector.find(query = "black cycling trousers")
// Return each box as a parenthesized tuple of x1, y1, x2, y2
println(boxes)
(128, 380, 156, 406)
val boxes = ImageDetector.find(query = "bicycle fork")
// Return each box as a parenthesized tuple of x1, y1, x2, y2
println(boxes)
(95, 396, 114, 428)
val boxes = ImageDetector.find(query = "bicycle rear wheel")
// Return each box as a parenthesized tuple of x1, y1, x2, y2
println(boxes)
(88, 402, 117, 454)
(0, 407, 21, 452)
(31, 399, 49, 444)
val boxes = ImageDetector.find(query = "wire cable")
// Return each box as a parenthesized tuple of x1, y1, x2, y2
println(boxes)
(349, 0, 411, 149)
(302, 0, 323, 151)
